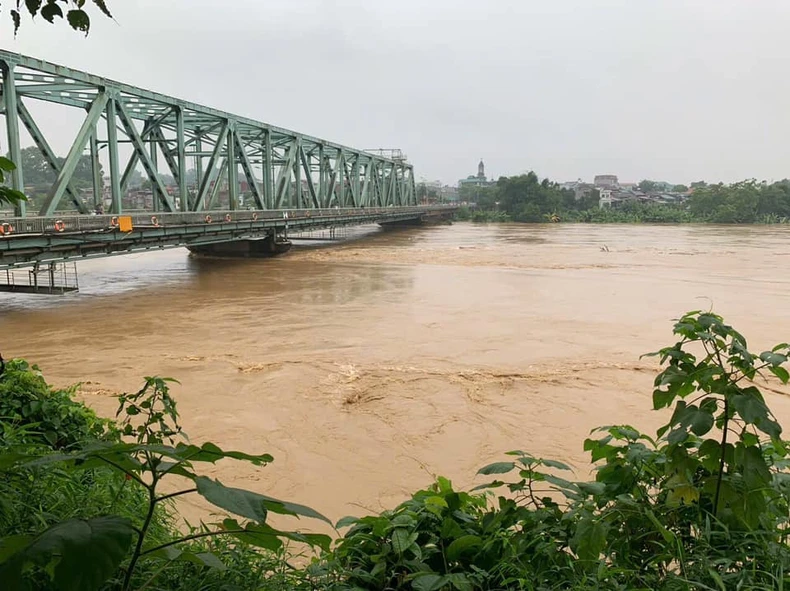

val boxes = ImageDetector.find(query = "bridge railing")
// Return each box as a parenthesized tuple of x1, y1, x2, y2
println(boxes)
(0, 206, 455, 236)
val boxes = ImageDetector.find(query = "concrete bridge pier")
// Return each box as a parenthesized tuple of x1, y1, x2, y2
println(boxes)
(186, 232, 292, 258)
(379, 210, 454, 229)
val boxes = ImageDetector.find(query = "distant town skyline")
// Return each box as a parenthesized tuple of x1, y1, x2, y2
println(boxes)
(420, 161, 711, 189)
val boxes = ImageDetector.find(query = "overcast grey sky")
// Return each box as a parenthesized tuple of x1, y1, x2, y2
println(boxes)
(3, 0, 790, 185)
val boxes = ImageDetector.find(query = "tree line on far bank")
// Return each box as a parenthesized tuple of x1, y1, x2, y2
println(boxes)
(452, 174, 790, 224)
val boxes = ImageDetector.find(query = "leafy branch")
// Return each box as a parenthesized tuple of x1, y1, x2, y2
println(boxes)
(0, 157, 27, 209)
(8, 0, 113, 36)
(0, 376, 330, 590)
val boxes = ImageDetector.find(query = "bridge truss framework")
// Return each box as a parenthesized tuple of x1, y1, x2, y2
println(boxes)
(0, 50, 417, 218)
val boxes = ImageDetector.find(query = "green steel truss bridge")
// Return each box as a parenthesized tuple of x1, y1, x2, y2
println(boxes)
(0, 50, 454, 283)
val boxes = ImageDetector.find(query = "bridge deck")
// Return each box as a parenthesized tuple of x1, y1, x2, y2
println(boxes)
(0, 205, 455, 269)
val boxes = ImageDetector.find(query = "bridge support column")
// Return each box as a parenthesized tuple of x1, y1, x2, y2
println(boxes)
(106, 98, 122, 214)
(150, 119, 159, 212)
(90, 131, 102, 211)
(186, 233, 292, 258)
(2, 59, 25, 217)
(227, 126, 238, 210)
(294, 137, 302, 209)
(194, 128, 203, 211)
(379, 212, 453, 229)
(262, 130, 273, 209)
(176, 107, 187, 212)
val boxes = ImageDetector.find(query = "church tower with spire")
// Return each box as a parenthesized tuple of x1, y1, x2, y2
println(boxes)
(458, 159, 494, 193)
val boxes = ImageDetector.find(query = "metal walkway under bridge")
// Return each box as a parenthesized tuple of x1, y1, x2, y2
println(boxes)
(0, 50, 456, 289)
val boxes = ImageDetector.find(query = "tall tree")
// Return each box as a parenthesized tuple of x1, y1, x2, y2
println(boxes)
(19, 146, 53, 187)
(491, 173, 570, 222)
(18, 145, 103, 191)
(638, 179, 658, 192)
(687, 180, 760, 223)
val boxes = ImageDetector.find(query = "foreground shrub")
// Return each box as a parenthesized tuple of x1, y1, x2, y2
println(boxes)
(0, 372, 328, 591)
(0, 359, 111, 449)
(325, 311, 790, 590)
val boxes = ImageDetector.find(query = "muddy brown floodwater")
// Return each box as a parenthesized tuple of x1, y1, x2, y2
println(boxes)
(4, 222, 790, 528)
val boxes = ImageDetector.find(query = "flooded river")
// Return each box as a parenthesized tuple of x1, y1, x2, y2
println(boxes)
(4, 222, 790, 525)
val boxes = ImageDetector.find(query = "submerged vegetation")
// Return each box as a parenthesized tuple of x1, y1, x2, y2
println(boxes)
(454, 175, 790, 224)
(3, 310, 790, 589)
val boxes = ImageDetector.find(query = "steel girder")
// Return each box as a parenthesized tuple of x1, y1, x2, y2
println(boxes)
(0, 50, 416, 218)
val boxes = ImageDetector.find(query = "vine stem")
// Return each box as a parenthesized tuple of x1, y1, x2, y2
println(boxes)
(121, 455, 158, 591)
(134, 560, 170, 591)
(140, 528, 247, 556)
(155, 488, 197, 503)
(713, 398, 729, 517)
(710, 341, 731, 519)
(95, 456, 147, 488)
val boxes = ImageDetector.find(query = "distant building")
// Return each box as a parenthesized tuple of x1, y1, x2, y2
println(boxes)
(594, 174, 619, 189)
(651, 181, 675, 192)
(419, 179, 443, 191)
(458, 159, 496, 189)
(600, 187, 689, 209)
(417, 179, 458, 203)
(440, 185, 459, 202)
(562, 180, 596, 201)
(599, 189, 615, 208)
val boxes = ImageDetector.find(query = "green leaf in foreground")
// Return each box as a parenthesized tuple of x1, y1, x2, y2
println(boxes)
(221, 519, 331, 553)
(540, 458, 572, 470)
(148, 547, 227, 570)
(66, 8, 90, 33)
(91, 0, 113, 18)
(196, 476, 331, 525)
(445, 535, 482, 561)
(0, 517, 135, 591)
(40, 1, 64, 22)
(571, 517, 608, 561)
(195, 477, 269, 523)
(477, 461, 515, 475)
(391, 528, 417, 554)
(335, 516, 359, 529)
(412, 573, 449, 591)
